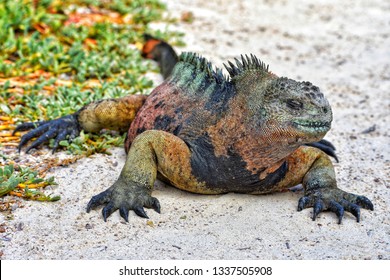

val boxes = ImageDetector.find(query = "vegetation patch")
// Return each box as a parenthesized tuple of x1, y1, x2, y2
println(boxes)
(0, 0, 183, 202)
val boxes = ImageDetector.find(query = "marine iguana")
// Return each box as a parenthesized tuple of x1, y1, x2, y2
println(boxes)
(14, 36, 373, 223)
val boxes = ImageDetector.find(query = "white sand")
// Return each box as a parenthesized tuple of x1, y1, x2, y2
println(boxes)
(1, 0, 389, 259)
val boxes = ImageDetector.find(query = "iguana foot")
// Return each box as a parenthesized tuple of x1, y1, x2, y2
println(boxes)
(86, 177, 161, 222)
(14, 114, 80, 153)
(297, 188, 373, 223)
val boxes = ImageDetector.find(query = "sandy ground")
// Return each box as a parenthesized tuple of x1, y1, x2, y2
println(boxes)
(1, 0, 389, 260)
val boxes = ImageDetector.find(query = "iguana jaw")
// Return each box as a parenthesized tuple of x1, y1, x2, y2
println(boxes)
(293, 120, 331, 133)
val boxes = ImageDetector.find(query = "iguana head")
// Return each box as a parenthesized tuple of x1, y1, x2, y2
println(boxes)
(261, 77, 332, 143)
(226, 55, 332, 147)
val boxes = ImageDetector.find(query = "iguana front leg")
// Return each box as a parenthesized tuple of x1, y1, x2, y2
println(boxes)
(276, 146, 373, 223)
(298, 153, 373, 223)
(86, 130, 208, 222)
(15, 95, 147, 153)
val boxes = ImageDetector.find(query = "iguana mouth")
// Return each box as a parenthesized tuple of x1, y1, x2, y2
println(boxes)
(294, 120, 331, 133)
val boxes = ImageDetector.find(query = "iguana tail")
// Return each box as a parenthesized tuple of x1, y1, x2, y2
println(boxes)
(142, 34, 179, 79)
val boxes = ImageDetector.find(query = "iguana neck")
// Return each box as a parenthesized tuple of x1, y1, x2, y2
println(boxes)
(168, 52, 233, 101)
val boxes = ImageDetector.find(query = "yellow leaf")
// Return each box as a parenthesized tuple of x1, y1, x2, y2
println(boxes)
(146, 220, 154, 227)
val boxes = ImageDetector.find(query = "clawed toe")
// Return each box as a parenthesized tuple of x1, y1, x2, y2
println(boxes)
(13, 121, 47, 134)
(134, 206, 149, 219)
(306, 139, 338, 162)
(86, 181, 161, 222)
(119, 206, 130, 222)
(297, 196, 310, 211)
(328, 200, 344, 224)
(340, 199, 361, 222)
(356, 196, 374, 211)
(312, 199, 325, 221)
(297, 190, 373, 223)
(146, 197, 161, 214)
(102, 202, 116, 222)
(86, 189, 112, 213)
(15, 114, 80, 153)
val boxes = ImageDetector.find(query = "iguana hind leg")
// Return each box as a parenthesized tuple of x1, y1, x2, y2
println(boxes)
(86, 130, 208, 222)
(15, 95, 147, 152)
(76, 95, 147, 133)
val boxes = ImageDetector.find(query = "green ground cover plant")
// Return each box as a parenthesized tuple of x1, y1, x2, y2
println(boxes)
(0, 0, 183, 200)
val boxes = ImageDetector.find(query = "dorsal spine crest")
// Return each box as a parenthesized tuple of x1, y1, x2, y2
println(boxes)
(224, 54, 270, 78)
(178, 52, 228, 85)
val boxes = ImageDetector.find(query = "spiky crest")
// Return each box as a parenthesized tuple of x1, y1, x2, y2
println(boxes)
(224, 54, 270, 78)
(179, 52, 228, 84)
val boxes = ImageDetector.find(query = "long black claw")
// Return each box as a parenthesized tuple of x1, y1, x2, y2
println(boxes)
(318, 139, 336, 150)
(356, 196, 374, 211)
(298, 196, 310, 211)
(341, 199, 361, 222)
(312, 200, 324, 221)
(86, 190, 111, 213)
(146, 197, 161, 213)
(52, 130, 68, 153)
(18, 124, 50, 152)
(25, 129, 58, 154)
(119, 206, 129, 222)
(86, 199, 96, 213)
(350, 204, 361, 223)
(134, 206, 149, 219)
(13, 121, 47, 134)
(328, 200, 344, 224)
(16, 114, 80, 153)
(306, 140, 339, 162)
(102, 203, 116, 222)
(152, 198, 161, 214)
(320, 145, 339, 162)
(17, 143, 24, 153)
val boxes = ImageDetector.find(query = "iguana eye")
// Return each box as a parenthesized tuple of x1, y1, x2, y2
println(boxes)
(287, 99, 303, 110)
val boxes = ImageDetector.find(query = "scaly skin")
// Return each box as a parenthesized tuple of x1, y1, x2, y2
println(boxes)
(15, 38, 373, 224)
(77, 95, 147, 133)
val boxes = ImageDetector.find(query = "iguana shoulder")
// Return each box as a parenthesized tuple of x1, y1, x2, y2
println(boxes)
(125, 52, 235, 150)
